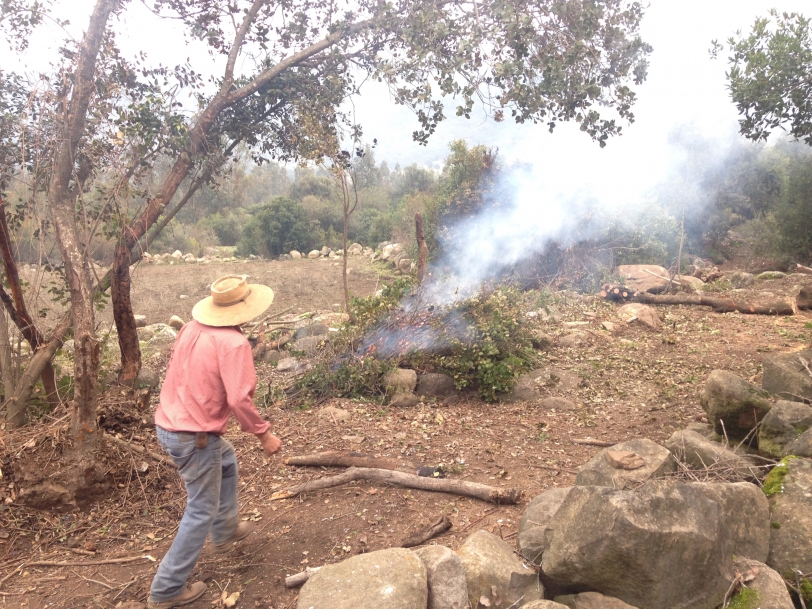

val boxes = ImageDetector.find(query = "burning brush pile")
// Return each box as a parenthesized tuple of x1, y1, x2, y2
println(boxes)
(295, 280, 538, 402)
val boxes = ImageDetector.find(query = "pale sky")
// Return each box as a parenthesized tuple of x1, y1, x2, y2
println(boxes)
(8, 0, 811, 190)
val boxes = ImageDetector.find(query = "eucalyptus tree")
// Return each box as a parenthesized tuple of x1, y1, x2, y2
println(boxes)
(3, 0, 652, 464)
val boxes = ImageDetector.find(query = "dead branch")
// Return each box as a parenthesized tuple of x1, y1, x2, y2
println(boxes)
(601, 284, 794, 315)
(102, 433, 174, 468)
(285, 567, 322, 589)
(284, 451, 415, 472)
(399, 514, 452, 548)
(572, 438, 616, 447)
(800, 357, 812, 380)
(270, 467, 522, 504)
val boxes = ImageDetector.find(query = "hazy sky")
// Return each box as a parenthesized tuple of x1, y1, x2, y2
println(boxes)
(9, 0, 810, 185)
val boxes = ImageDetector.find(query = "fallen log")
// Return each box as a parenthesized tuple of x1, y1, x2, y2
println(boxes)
(284, 451, 415, 472)
(399, 514, 452, 548)
(572, 438, 617, 447)
(600, 283, 794, 315)
(270, 467, 522, 504)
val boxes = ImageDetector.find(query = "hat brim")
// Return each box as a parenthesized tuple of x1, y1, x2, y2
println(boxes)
(192, 284, 275, 327)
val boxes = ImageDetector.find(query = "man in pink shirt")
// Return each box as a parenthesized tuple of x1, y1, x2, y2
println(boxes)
(148, 275, 282, 609)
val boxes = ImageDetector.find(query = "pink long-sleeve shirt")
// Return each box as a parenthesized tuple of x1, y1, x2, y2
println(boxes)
(155, 320, 271, 436)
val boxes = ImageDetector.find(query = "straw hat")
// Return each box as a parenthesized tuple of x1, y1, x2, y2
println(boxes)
(192, 275, 274, 327)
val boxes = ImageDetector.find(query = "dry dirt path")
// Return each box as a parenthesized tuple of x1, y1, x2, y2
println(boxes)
(1, 265, 811, 608)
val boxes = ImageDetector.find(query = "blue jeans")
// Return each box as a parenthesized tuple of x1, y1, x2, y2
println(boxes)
(149, 427, 240, 602)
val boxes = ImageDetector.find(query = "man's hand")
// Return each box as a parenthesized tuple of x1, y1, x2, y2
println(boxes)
(258, 430, 282, 456)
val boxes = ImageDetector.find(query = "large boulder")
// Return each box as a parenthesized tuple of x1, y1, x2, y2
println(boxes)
(731, 558, 795, 609)
(297, 548, 427, 609)
(412, 545, 468, 609)
(307, 250, 321, 259)
(523, 603, 570, 609)
(762, 348, 812, 403)
(384, 369, 418, 394)
(785, 428, 812, 457)
(541, 480, 770, 609)
(416, 373, 457, 398)
(758, 400, 812, 458)
(575, 439, 676, 489)
(700, 370, 772, 440)
(290, 250, 302, 259)
(665, 429, 758, 480)
(554, 592, 639, 609)
(517, 487, 574, 563)
(457, 530, 543, 608)
(616, 303, 661, 330)
(765, 457, 812, 578)
(615, 265, 671, 294)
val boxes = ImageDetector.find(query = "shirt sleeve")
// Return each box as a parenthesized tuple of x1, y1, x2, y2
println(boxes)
(220, 340, 271, 435)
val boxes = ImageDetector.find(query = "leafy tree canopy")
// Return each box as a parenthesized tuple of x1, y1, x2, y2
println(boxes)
(716, 11, 812, 146)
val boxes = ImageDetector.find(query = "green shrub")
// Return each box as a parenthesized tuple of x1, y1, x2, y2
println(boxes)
(236, 196, 311, 257)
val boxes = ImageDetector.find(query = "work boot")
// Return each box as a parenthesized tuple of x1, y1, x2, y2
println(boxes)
(147, 581, 206, 608)
(213, 521, 255, 553)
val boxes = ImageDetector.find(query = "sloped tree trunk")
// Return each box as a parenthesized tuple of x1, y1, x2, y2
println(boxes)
(0, 195, 60, 421)
(112, 239, 140, 385)
(415, 212, 428, 285)
(47, 0, 118, 448)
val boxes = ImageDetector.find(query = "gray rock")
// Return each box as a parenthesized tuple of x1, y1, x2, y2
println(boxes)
(560, 331, 589, 348)
(517, 487, 574, 563)
(554, 592, 639, 609)
(785, 428, 812, 457)
(678, 275, 705, 291)
(700, 370, 772, 439)
(665, 429, 759, 480)
(732, 558, 795, 609)
(297, 547, 427, 609)
(766, 457, 812, 577)
(457, 530, 543, 608)
(542, 480, 770, 609)
(293, 336, 324, 355)
(758, 400, 812, 458)
(729, 272, 755, 288)
(277, 357, 302, 372)
(762, 348, 812, 403)
(133, 314, 147, 328)
(539, 397, 577, 411)
(575, 438, 676, 489)
(294, 323, 329, 340)
(412, 545, 468, 609)
(397, 258, 413, 273)
(262, 349, 283, 363)
(390, 393, 420, 408)
(137, 327, 155, 342)
(317, 406, 351, 422)
(168, 315, 185, 331)
(417, 373, 457, 398)
(616, 303, 661, 330)
(134, 367, 160, 390)
(523, 602, 570, 609)
(615, 264, 671, 294)
(506, 368, 581, 402)
(384, 369, 418, 393)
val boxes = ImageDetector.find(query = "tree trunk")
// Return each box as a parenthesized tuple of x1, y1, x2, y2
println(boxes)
(47, 0, 118, 448)
(415, 212, 428, 285)
(112, 239, 141, 385)
(0, 309, 17, 406)
(0, 194, 60, 417)
(342, 174, 350, 311)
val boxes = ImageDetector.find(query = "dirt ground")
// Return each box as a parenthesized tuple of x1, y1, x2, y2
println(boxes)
(1, 258, 811, 608)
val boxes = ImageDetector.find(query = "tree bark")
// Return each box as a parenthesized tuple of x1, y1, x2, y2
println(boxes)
(0, 308, 17, 406)
(111, 239, 140, 385)
(0, 195, 60, 416)
(415, 212, 428, 285)
(270, 467, 523, 504)
(341, 172, 350, 311)
(47, 0, 118, 447)
(284, 451, 416, 472)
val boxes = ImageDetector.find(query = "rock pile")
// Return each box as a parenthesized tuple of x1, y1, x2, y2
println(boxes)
(295, 356, 812, 609)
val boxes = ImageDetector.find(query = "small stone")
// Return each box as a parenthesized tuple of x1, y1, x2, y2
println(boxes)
(617, 303, 661, 330)
(290, 250, 302, 259)
(168, 315, 185, 331)
(178, 294, 189, 300)
(171, 250, 182, 259)
(317, 406, 351, 422)
(307, 250, 320, 259)
(133, 315, 147, 328)
(390, 393, 420, 408)
(601, 321, 615, 332)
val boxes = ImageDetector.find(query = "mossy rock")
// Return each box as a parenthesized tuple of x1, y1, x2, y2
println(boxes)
(725, 587, 760, 609)
(763, 456, 799, 497)
(755, 271, 787, 280)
